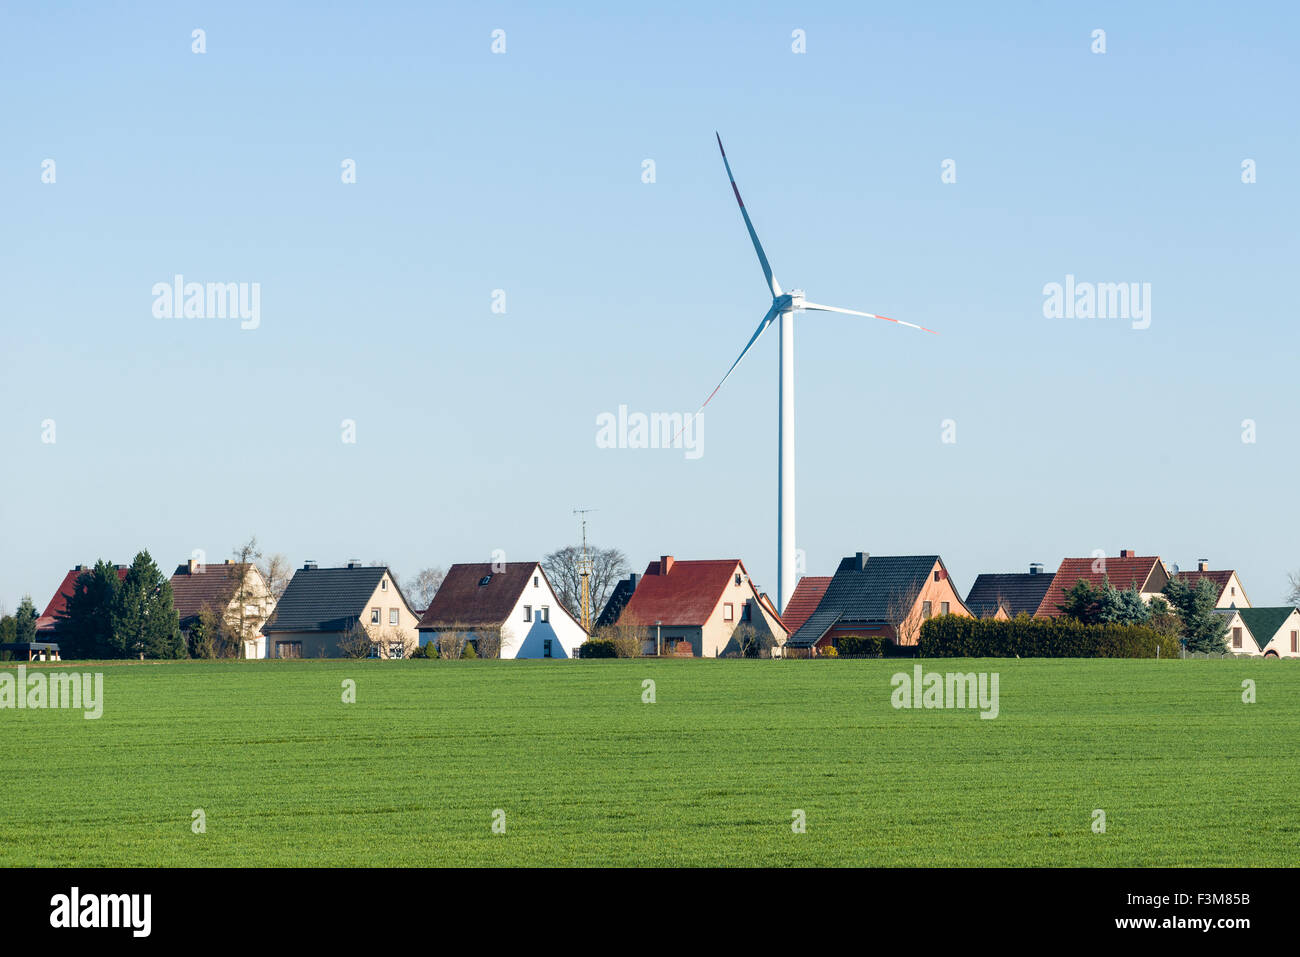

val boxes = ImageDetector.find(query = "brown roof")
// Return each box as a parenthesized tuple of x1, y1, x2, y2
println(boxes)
(1173, 569, 1232, 592)
(169, 561, 249, 624)
(781, 576, 832, 635)
(1035, 553, 1166, 618)
(417, 562, 562, 630)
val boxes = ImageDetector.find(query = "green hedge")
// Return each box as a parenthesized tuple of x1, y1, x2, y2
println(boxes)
(918, 615, 1180, 658)
(578, 638, 618, 659)
(836, 635, 891, 658)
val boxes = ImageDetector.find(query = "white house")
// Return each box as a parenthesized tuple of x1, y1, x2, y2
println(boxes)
(1236, 607, 1300, 658)
(415, 562, 587, 659)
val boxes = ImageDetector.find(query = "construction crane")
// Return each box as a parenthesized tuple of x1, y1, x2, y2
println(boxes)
(574, 507, 596, 633)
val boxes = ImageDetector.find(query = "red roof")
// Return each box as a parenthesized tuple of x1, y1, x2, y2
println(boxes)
(781, 576, 832, 635)
(619, 557, 752, 628)
(35, 564, 130, 633)
(1035, 554, 1166, 618)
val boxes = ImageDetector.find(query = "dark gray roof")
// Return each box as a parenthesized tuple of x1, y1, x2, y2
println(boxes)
(595, 575, 638, 630)
(789, 554, 940, 647)
(263, 565, 395, 634)
(965, 572, 1055, 619)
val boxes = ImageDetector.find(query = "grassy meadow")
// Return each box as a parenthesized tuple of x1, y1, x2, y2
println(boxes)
(0, 657, 1295, 866)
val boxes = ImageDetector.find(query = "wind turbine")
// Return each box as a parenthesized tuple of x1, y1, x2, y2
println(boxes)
(695, 133, 937, 615)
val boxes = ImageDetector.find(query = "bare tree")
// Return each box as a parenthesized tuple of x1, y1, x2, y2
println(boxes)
(364, 624, 417, 659)
(338, 622, 374, 658)
(473, 623, 515, 659)
(726, 622, 761, 658)
(592, 620, 649, 657)
(436, 623, 472, 661)
(405, 567, 445, 613)
(887, 589, 923, 648)
(542, 545, 630, 620)
(258, 552, 292, 602)
(1288, 571, 1300, 606)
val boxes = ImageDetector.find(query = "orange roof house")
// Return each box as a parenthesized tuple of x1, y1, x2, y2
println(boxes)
(1035, 549, 1170, 618)
(617, 555, 787, 657)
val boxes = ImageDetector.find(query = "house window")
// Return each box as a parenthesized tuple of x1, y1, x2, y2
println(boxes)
(922, 601, 932, 619)
(735, 574, 742, 586)
(534, 576, 539, 587)
(371, 608, 380, 625)
(933, 571, 940, 582)
(389, 608, 399, 625)
(368, 643, 381, 658)
(1292, 630, 1297, 653)
(1230, 587, 1236, 596)
(523, 605, 532, 622)
(940, 602, 950, 615)
(1232, 627, 1242, 649)
(381, 579, 388, 591)
(543, 639, 553, 658)
(388, 642, 404, 659)
(724, 603, 734, 621)
(540, 606, 549, 623)
(275, 641, 301, 659)
(742, 603, 752, 622)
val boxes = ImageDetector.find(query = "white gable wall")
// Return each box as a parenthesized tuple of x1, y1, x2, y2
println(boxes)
(501, 564, 587, 659)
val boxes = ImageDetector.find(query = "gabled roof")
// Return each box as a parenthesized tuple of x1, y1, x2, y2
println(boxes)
(780, 577, 832, 635)
(263, 565, 398, 634)
(169, 562, 252, 625)
(1172, 569, 1246, 605)
(1035, 554, 1166, 618)
(790, 554, 942, 647)
(1236, 607, 1298, 651)
(35, 564, 130, 633)
(965, 572, 1055, 619)
(618, 558, 746, 628)
(417, 562, 563, 631)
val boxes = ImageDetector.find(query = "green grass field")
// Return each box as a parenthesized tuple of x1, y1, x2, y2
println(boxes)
(1, 658, 1296, 866)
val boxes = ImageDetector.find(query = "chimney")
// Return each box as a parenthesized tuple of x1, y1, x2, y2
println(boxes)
(304, 560, 318, 570)
(1197, 559, 1209, 572)
(188, 558, 199, 574)
(855, 551, 869, 570)
(75, 564, 85, 571)
(224, 559, 234, 565)
(628, 573, 639, 590)
(659, 556, 674, 575)
(1029, 563, 1044, 575)
(347, 560, 362, 569)
(1119, 548, 1133, 558)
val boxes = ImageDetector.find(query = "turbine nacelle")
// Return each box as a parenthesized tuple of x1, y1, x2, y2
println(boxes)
(775, 290, 806, 313)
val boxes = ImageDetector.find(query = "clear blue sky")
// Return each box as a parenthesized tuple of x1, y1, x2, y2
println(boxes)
(2, 1, 1297, 613)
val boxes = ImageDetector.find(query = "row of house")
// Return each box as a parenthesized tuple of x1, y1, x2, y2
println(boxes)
(29, 547, 1300, 660)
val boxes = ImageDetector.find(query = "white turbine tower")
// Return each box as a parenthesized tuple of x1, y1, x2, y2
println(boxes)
(695, 133, 937, 615)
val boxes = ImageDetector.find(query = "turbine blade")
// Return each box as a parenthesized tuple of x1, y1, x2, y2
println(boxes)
(800, 301, 938, 335)
(690, 304, 782, 419)
(716, 133, 782, 298)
